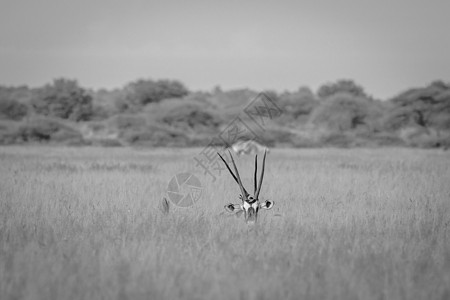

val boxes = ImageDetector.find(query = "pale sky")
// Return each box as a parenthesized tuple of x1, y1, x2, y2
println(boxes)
(1, 0, 449, 99)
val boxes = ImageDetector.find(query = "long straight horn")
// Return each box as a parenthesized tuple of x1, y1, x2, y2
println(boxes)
(254, 155, 258, 195)
(227, 150, 248, 200)
(217, 152, 249, 199)
(218, 152, 238, 183)
(254, 149, 267, 199)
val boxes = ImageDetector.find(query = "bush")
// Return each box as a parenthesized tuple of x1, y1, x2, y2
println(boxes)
(90, 88, 125, 118)
(277, 87, 318, 125)
(108, 114, 147, 131)
(258, 128, 294, 147)
(290, 135, 321, 148)
(118, 79, 189, 112)
(317, 79, 371, 100)
(207, 88, 258, 117)
(319, 131, 355, 148)
(398, 127, 448, 148)
(18, 117, 84, 144)
(89, 138, 122, 147)
(309, 93, 378, 132)
(287, 127, 324, 148)
(355, 131, 405, 147)
(121, 124, 190, 147)
(32, 78, 93, 121)
(388, 81, 450, 132)
(144, 98, 222, 137)
(0, 96, 28, 120)
(0, 120, 22, 144)
(159, 103, 221, 132)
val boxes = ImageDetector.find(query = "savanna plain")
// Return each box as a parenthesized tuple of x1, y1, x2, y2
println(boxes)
(0, 146, 449, 300)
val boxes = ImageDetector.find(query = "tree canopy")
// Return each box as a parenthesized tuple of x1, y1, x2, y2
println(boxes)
(317, 79, 371, 100)
(388, 81, 450, 131)
(117, 79, 189, 112)
(1, 77, 449, 148)
(31, 78, 93, 121)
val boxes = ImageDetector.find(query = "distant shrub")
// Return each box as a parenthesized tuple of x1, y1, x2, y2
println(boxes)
(0, 120, 22, 144)
(277, 87, 318, 125)
(85, 121, 107, 133)
(182, 91, 213, 106)
(317, 79, 371, 100)
(319, 131, 355, 148)
(0, 85, 33, 103)
(90, 88, 125, 118)
(356, 131, 405, 147)
(31, 78, 93, 121)
(144, 98, 222, 139)
(88, 105, 111, 121)
(160, 104, 220, 131)
(398, 127, 447, 148)
(287, 127, 324, 148)
(207, 88, 258, 118)
(18, 117, 84, 144)
(108, 114, 147, 131)
(309, 93, 378, 132)
(258, 129, 293, 147)
(0, 96, 28, 120)
(290, 135, 320, 148)
(387, 81, 450, 132)
(117, 79, 189, 112)
(89, 138, 122, 147)
(122, 124, 190, 147)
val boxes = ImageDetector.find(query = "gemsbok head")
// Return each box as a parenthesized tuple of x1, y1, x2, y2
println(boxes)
(217, 149, 274, 224)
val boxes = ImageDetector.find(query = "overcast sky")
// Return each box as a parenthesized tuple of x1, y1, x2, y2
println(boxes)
(1, 0, 449, 99)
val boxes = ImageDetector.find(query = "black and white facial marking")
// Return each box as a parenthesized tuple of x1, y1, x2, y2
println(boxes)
(218, 150, 274, 224)
(224, 196, 274, 223)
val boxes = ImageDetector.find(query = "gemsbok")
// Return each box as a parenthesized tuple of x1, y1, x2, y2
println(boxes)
(217, 149, 274, 224)
(229, 140, 269, 156)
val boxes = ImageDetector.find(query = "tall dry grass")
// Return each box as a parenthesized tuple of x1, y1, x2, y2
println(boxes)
(0, 146, 449, 300)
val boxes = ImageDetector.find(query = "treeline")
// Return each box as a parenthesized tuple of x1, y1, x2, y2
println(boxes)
(0, 78, 449, 148)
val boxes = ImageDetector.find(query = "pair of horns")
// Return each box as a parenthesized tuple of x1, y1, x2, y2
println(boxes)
(217, 149, 267, 201)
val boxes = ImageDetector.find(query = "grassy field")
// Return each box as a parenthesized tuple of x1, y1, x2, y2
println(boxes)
(0, 146, 449, 300)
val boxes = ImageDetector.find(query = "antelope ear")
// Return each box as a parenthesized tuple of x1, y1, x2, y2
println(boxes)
(224, 203, 242, 213)
(260, 200, 274, 210)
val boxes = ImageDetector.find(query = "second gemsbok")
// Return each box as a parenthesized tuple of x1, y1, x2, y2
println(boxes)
(228, 140, 269, 156)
